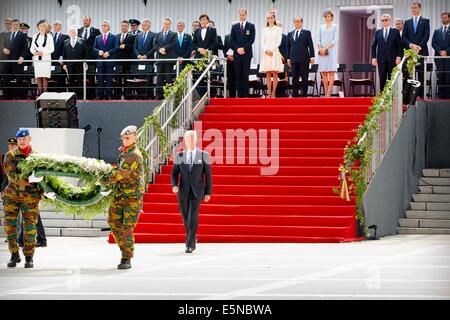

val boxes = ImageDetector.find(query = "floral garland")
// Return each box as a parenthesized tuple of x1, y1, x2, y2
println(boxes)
(137, 52, 210, 164)
(17, 154, 114, 219)
(335, 49, 420, 236)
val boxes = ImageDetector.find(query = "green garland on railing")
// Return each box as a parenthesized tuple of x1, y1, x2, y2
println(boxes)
(138, 52, 210, 162)
(335, 49, 420, 236)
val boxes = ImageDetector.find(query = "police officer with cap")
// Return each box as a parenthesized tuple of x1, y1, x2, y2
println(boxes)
(105, 125, 145, 269)
(3, 129, 43, 268)
(129, 19, 141, 35)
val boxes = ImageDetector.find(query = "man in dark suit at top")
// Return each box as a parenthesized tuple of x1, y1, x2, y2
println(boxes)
(208, 20, 223, 56)
(153, 17, 178, 100)
(0, 18, 13, 95)
(230, 8, 256, 98)
(171, 130, 212, 254)
(371, 14, 402, 91)
(175, 20, 192, 72)
(51, 20, 69, 92)
(395, 18, 407, 57)
(78, 16, 101, 98)
(116, 20, 135, 99)
(93, 20, 119, 99)
(432, 12, 450, 99)
(223, 31, 236, 97)
(134, 19, 156, 99)
(287, 17, 315, 98)
(2, 19, 28, 99)
(129, 19, 141, 36)
(402, 1, 430, 97)
(63, 26, 89, 98)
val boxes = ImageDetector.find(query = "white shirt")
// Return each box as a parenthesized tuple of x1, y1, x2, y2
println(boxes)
(383, 27, 391, 37)
(294, 28, 302, 39)
(187, 148, 197, 165)
(201, 27, 207, 41)
(120, 33, 127, 43)
(10, 31, 17, 41)
(240, 21, 247, 30)
(70, 37, 77, 48)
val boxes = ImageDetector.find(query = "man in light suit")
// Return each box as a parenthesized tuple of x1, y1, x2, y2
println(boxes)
(175, 20, 192, 72)
(432, 12, 450, 99)
(230, 8, 256, 98)
(402, 1, 430, 97)
(153, 17, 177, 100)
(172, 130, 212, 253)
(133, 19, 156, 99)
(93, 21, 119, 99)
(287, 17, 315, 98)
(371, 14, 402, 91)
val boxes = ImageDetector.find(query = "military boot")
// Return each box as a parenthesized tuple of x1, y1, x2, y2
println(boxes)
(7, 252, 21, 268)
(24, 256, 34, 268)
(117, 258, 131, 269)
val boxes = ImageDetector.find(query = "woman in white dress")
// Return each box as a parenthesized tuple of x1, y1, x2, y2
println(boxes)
(317, 9, 339, 97)
(30, 21, 54, 95)
(260, 13, 284, 98)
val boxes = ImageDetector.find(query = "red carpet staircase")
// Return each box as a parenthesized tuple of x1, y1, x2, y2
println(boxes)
(109, 97, 373, 243)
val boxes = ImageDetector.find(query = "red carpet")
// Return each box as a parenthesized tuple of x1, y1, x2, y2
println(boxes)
(109, 97, 372, 244)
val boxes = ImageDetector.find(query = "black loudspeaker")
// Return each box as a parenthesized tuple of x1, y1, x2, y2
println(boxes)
(35, 92, 79, 128)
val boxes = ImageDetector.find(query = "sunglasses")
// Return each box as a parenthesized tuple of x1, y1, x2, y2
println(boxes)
(381, 19, 389, 22)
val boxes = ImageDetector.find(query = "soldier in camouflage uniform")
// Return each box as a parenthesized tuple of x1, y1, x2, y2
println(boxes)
(107, 125, 145, 269)
(2, 129, 42, 268)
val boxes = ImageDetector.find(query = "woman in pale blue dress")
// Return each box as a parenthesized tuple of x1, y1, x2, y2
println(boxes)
(317, 9, 338, 97)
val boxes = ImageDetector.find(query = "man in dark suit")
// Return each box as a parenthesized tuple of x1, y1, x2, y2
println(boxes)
(116, 20, 135, 99)
(2, 19, 28, 99)
(371, 14, 402, 91)
(175, 20, 192, 72)
(223, 32, 236, 97)
(134, 19, 156, 99)
(402, 2, 430, 97)
(51, 21, 69, 92)
(154, 17, 177, 100)
(93, 21, 119, 99)
(432, 12, 450, 99)
(208, 20, 223, 56)
(16, 23, 33, 99)
(63, 26, 89, 98)
(395, 18, 407, 57)
(0, 18, 13, 96)
(171, 130, 212, 253)
(230, 8, 256, 98)
(192, 14, 218, 96)
(287, 17, 315, 98)
(78, 16, 101, 98)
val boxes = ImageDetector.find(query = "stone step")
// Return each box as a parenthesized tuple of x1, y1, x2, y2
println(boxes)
(0, 227, 109, 237)
(410, 202, 450, 211)
(406, 210, 450, 220)
(399, 218, 450, 228)
(422, 168, 450, 177)
(398, 227, 450, 235)
(412, 194, 450, 203)
(418, 186, 450, 194)
(0, 211, 107, 221)
(419, 177, 450, 186)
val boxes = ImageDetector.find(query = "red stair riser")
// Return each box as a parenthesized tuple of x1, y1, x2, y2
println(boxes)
(197, 121, 363, 130)
(205, 106, 370, 114)
(195, 130, 356, 139)
(209, 97, 373, 106)
(199, 114, 367, 122)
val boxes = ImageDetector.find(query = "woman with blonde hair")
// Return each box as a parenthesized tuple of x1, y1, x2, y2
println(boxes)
(317, 9, 339, 97)
(30, 20, 54, 95)
(259, 12, 284, 98)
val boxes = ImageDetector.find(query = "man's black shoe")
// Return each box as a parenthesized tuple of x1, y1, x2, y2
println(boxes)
(24, 256, 33, 268)
(185, 247, 193, 253)
(118, 258, 131, 269)
(36, 242, 47, 248)
(7, 252, 21, 268)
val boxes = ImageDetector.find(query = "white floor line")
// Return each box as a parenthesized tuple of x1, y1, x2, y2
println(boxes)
(201, 244, 450, 300)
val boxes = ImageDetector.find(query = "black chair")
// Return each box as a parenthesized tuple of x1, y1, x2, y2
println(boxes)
(210, 63, 225, 98)
(85, 64, 97, 99)
(418, 63, 433, 99)
(126, 64, 151, 99)
(320, 63, 346, 96)
(22, 64, 37, 99)
(248, 64, 262, 97)
(112, 64, 123, 100)
(349, 63, 376, 97)
(276, 64, 290, 97)
(48, 65, 64, 92)
(307, 64, 319, 97)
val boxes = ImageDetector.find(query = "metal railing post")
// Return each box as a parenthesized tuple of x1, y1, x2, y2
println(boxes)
(83, 60, 87, 101)
(223, 61, 228, 98)
(423, 57, 427, 99)
(176, 60, 180, 76)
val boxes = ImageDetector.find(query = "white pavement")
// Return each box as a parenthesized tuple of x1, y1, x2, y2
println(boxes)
(0, 234, 449, 300)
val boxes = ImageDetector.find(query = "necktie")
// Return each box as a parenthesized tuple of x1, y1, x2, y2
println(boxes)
(142, 32, 147, 47)
(121, 33, 125, 44)
(444, 26, 448, 41)
(413, 17, 418, 33)
(103, 34, 107, 46)
(384, 28, 388, 42)
(179, 33, 183, 46)
(83, 28, 88, 40)
(71, 38, 76, 48)
(188, 152, 193, 171)
(295, 31, 299, 41)
(240, 23, 244, 35)
(10, 32, 15, 41)
(53, 33, 58, 44)
(163, 32, 167, 43)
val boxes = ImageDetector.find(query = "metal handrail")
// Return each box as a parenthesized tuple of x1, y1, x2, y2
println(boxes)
(136, 55, 223, 181)
(0, 58, 204, 63)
